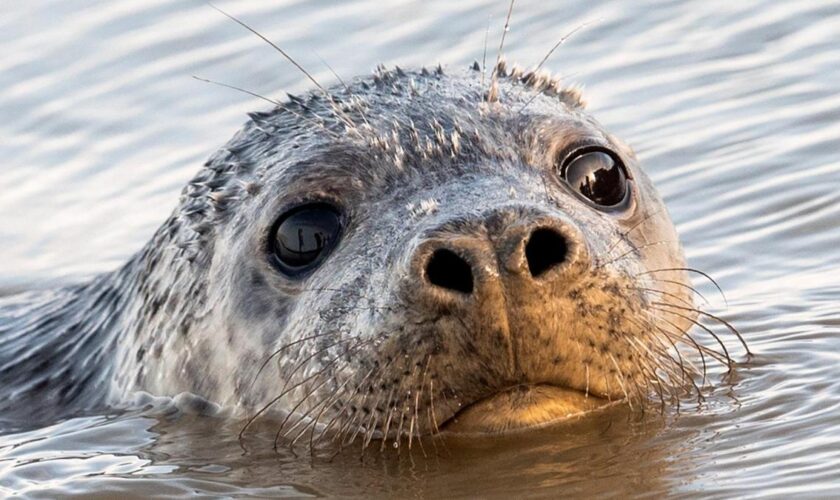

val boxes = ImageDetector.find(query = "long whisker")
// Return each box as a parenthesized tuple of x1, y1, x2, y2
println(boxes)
(653, 307, 735, 374)
(314, 51, 375, 130)
(601, 207, 664, 258)
(626, 315, 694, 383)
(192, 75, 278, 106)
(650, 319, 703, 384)
(532, 20, 596, 73)
(252, 331, 340, 389)
(314, 51, 349, 92)
(272, 339, 374, 450)
(378, 386, 398, 452)
(629, 285, 695, 308)
(238, 336, 363, 443)
(487, 0, 516, 100)
(333, 357, 397, 450)
(638, 268, 728, 306)
(303, 362, 379, 452)
(625, 341, 667, 410)
(287, 387, 352, 450)
(209, 4, 358, 129)
(627, 337, 681, 408)
(312, 363, 380, 448)
(193, 75, 337, 138)
(481, 14, 491, 89)
(656, 314, 729, 367)
(596, 240, 673, 269)
(646, 277, 712, 306)
(608, 354, 634, 409)
(275, 372, 342, 450)
(210, 4, 328, 95)
(653, 301, 750, 356)
(287, 370, 361, 451)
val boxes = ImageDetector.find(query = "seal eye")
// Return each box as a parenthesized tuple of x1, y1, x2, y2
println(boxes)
(271, 204, 342, 275)
(560, 147, 629, 207)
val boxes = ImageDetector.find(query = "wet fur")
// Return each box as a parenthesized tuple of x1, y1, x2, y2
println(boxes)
(0, 57, 745, 444)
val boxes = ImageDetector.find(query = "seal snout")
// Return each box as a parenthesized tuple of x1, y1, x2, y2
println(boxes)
(416, 216, 583, 302)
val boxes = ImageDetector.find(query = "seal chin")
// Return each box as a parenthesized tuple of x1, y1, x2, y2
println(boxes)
(442, 384, 613, 435)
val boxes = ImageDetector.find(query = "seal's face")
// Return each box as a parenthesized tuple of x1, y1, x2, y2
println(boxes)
(125, 64, 698, 443)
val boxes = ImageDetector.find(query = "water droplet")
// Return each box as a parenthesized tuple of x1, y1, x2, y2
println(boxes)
(393, 441, 399, 448)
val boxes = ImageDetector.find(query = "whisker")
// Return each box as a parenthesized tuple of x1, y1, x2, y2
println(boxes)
(628, 285, 695, 308)
(653, 306, 735, 373)
(286, 381, 351, 448)
(608, 354, 633, 409)
(532, 19, 596, 74)
(409, 356, 431, 455)
(192, 75, 278, 106)
(638, 268, 728, 307)
(596, 240, 673, 269)
(394, 398, 407, 451)
(251, 331, 340, 389)
(585, 364, 590, 398)
(305, 364, 377, 452)
(635, 327, 705, 400)
(428, 384, 445, 455)
(481, 14, 491, 89)
(626, 315, 694, 383)
(313, 363, 380, 448)
(656, 314, 728, 367)
(378, 386, 398, 452)
(209, 4, 328, 95)
(239, 337, 367, 444)
(273, 339, 374, 450)
(339, 360, 396, 451)
(626, 339, 670, 409)
(314, 51, 349, 92)
(601, 207, 664, 259)
(314, 51, 375, 129)
(288, 373, 359, 451)
(193, 75, 337, 138)
(653, 301, 750, 356)
(645, 277, 712, 306)
(353, 371, 395, 450)
(209, 3, 358, 129)
(487, 0, 516, 101)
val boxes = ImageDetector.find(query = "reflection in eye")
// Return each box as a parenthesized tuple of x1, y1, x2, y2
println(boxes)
(561, 149, 628, 207)
(272, 205, 342, 273)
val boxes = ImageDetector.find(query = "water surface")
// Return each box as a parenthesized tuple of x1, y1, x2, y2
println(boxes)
(2, 0, 840, 497)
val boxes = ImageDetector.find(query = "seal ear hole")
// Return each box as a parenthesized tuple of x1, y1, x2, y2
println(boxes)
(525, 228, 568, 278)
(425, 249, 474, 294)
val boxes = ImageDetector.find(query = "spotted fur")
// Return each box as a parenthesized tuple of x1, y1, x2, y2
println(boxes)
(0, 62, 744, 444)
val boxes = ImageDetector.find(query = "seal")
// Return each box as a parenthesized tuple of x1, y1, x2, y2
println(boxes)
(0, 58, 743, 443)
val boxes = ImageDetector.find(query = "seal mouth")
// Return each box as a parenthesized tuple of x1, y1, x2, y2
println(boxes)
(441, 384, 613, 434)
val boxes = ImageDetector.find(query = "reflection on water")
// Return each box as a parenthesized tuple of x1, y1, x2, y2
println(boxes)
(2, 0, 840, 496)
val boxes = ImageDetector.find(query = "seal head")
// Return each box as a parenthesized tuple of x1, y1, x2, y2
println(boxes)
(114, 61, 696, 438)
(0, 62, 702, 440)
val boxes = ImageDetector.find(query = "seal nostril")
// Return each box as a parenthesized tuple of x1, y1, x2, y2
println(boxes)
(425, 249, 474, 294)
(525, 228, 569, 278)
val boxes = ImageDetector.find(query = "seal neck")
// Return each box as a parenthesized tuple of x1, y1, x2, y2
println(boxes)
(0, 220, 210, 429)
(0, 268, 134, 429)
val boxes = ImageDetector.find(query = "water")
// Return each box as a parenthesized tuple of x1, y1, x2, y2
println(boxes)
(2, 0, 839, 497)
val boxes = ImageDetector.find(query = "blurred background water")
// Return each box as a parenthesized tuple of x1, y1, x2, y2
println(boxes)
(2, 0, 839, 497)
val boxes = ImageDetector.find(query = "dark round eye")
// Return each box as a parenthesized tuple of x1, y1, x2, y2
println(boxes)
(270, 204, 342, 275)
(559, 147, 629, 207)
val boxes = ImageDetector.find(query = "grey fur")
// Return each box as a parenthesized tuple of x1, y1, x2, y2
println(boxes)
(0, 61, 730, 443)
